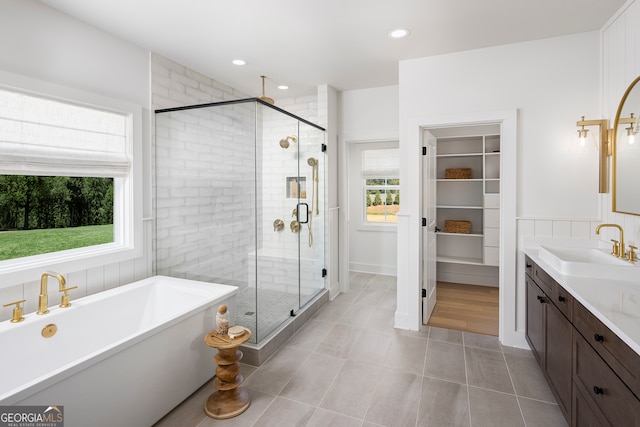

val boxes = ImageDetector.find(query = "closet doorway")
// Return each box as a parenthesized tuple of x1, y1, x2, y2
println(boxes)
(422, 124, 501, 336)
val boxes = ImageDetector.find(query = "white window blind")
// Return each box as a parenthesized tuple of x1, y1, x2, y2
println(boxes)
(361, 148, 399, 179)
(0, 87, 130, 177)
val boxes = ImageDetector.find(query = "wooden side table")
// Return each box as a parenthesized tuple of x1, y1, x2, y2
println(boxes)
(203, 328, 252, 419)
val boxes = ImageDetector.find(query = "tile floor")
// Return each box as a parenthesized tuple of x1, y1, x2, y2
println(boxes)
(154, 272, 567, 427)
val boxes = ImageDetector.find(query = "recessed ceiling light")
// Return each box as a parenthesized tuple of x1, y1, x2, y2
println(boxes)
(388, 28, 410, 39)
(232, 59, 246, 66)
(278, 85, 289, 90)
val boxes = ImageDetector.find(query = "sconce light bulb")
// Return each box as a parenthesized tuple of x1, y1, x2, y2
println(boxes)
(577, 128, 588, 146)
(629, 133, 636, 145)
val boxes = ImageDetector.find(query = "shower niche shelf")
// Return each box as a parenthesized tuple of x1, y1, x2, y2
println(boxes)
(286, 177, 306, 199)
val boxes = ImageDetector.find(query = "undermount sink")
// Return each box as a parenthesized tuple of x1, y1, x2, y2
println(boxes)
(539, 245, 639, 280)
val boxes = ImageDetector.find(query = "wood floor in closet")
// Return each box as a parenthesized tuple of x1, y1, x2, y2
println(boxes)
(427, 282, 499, 336)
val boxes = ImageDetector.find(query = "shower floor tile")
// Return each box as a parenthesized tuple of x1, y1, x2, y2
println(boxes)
(234, 287, 300, 341)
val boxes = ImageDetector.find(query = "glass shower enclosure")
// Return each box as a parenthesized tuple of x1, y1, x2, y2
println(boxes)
(154, 99, 326, 344)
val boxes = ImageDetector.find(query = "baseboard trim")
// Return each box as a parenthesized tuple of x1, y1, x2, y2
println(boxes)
(349, 262, 396, 276)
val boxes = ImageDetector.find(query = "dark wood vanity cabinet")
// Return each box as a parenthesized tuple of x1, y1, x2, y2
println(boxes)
(525, 256, 572, 422)
(525, 255, 640, 427)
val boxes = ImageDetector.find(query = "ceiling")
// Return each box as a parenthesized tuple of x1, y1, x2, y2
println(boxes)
(38, 0, 626, 100)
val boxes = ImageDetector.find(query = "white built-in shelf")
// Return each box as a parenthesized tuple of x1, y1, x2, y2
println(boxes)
(436, 205, 483, 209)
(436, 255, 485, 265)
(435, 132, 501, 267)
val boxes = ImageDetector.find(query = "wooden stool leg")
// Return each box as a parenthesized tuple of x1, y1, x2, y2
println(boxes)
(204, 347, 251, 419)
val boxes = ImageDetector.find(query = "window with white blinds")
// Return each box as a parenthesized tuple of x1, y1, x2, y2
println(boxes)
(0, 79, 141, 282)
(0, 87, 130, 177)
(361, 147, 399, 179)
(362, 147, 400, 224)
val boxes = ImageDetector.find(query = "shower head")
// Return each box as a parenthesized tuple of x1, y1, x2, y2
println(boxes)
(279, 135, 297, 149)
(258, 75, 275, 105)
(307, 157, 317, 166)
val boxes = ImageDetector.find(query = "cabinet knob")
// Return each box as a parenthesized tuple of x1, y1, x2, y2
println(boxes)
(558, 295, 566, 302)
(537, 295, 545, 304)
(593, 386, 604, 395)
(594, 333, 605, 342)
(526, 263, 532, 268)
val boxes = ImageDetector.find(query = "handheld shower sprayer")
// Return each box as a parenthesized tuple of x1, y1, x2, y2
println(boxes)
(306, 157, 319, 247)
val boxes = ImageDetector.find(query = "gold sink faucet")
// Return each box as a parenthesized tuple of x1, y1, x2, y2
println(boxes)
(595, 224, 626, 259)
(37, 271, 77, 315)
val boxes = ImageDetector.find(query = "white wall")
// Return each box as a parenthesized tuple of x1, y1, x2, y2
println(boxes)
(601, 0, 640, 246)
(397, 31, 603, 346)
(340, 86, 399, 275)
(0, 0, 151, 320)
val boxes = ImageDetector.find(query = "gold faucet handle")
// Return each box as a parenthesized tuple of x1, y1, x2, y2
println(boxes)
(610, 239, 620, 255)
(629, 245, 638, 262)
(59, 286, 77, 308)
(3, 299, 26, 323)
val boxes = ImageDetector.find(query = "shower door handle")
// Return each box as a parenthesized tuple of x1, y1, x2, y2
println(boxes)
(297, 203, 309, 224)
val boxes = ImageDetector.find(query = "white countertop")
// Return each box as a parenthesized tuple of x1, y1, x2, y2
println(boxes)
(524, 244, 640, 356)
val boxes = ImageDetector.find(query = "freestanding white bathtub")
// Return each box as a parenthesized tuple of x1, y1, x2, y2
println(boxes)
(0, 275, 237, 427)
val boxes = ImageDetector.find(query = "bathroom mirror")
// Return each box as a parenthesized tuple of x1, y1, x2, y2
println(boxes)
(613, 76, 640, 216)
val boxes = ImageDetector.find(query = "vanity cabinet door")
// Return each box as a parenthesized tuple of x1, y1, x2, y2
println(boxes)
(533, 262, 554, 294)
(573, 383, 609, 427)
(573, 301, 640, 398)
(525, 255, 534, 277)
(526, 275, 545, 366)
(573, 332, 640, 426)
(546, 298, 572, 421)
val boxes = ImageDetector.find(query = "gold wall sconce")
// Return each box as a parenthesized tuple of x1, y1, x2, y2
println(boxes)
(576, 116, 611, 193)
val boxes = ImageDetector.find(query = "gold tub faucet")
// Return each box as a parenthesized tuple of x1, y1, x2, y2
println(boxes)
(595, 223, 626, 259)
(37, 271, 77, 315)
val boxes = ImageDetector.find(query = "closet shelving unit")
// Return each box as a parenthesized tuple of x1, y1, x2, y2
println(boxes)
(436, 134, 500, 266)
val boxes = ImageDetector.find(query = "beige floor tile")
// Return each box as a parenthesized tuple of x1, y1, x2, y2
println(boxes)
(463, 331, 502, 351)
(315, 323, 358, 359)
(384, 334, 428, 376)
(243, 347, 311, 395)
(336, 303, 376, 327)
(465, 346, 515, 394)
(505, 352, 556, 403)
(468, 387, 525, 427)
(367, 306, 395, 331)
(424, 340, 467, 384)
(418, 377, 470, 427)
(319, 360, 383, 419)
(365, 370, 421, 427)
(346, 329, 393, 365)
(429, 326, 463, 344)
(195, 390, 276, 427)
(284, 319, 333, 352)
(307, 408, 365, 427)
(311, 301, 350, 323)
(252, 397, 315, 427)
(518, 396, 567, 427)
(279, 353, 345, 405)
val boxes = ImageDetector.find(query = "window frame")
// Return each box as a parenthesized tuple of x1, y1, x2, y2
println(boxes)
(356, 141, 400, 231)
(0, 71, 143, 287)
(364, 178, 400, 224)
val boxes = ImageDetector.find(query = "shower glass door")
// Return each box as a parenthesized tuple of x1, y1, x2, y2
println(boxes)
(254, 105, 300, 341)
(297, 123, 325, 309)
(254, 106, 326, 341)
